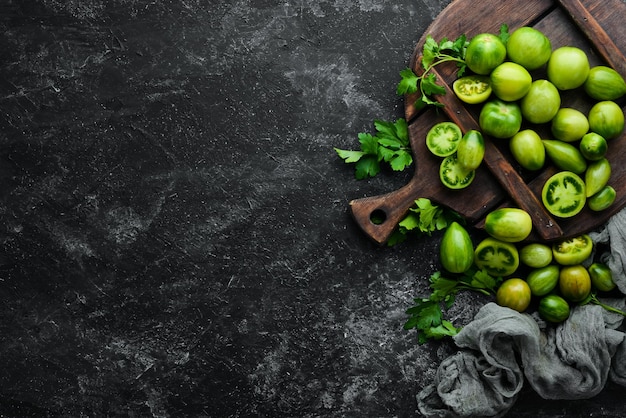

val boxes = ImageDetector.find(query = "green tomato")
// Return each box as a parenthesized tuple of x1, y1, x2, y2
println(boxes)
(579, 132, 608, 161)
(490, 62, 532, 102)
(542, 140, 587, 174)
(526, 265, 560, 296)
(585, 158, 611, 197)
(584, 66, 626, 101)
(479, 99, 522, 139)
(551, 108, 590, 143)
(426, 122, 462, 157)
(474, 237, 520, 277)
(496, 278, 531, 312)
(465, 33, 507, 75)
(547, 46, 590, 90)
(552, 234, 593, 266)
(588, 101, 625, 140)
(541, 171, 587, 218)
(520, 79, 561, 124)
(510, 129, 545, 171)
(484, 207, 532, 243)
(439, 221, 474, 273)
(588, 262, 616, 292)
(506, 26, 552, 70)
(559, 265, 592, 302)
(588, 185, 616, 212)
(457, 130, 485, 171)
(538, 294, 570, 323)
(439, 155, 475, 190)
(520, 243, 553, 268)
(453, 75, 492, 104)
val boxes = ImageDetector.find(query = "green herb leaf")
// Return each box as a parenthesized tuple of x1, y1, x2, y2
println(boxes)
(397, 68, 420, 95)
(354, 155, 380, 179)
(404, 267, 501, 344)
(334, 148, 365, 163)
(389, 151, 413, 171)
(358, 132, 379, 155)
(499, 23, 510, 44)
(423, 320, 461, 340)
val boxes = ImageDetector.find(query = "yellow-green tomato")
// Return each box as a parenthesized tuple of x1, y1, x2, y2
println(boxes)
(588, 101, 625, 140)
(547, 46, 590, 90)
(506, 27, 552, 70)
(457, 130, 485, 171)
(439, 221, 474, 273)
(520, 79, 561, 124)
(552, 234, 593, 266)
(585, 158, 611, 197)
(520, 243, 553, 268)
(559, 265, 592, 302)
(490, 62, 533, 101)
(526, 265, 560, 296)
(551, 108, 589, 142)
(584, 66, 626, 101)
(510, 129, 545, 171)
(496, 278, 532, 312)
(484, 208, 532, 242)
(588, 262, 616, 292)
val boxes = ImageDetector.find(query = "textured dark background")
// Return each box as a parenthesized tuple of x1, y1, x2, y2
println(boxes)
(1, 0, 625, 416)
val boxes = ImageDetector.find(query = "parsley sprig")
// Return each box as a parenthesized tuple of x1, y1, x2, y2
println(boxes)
(404, 268, 503, 344)
(387, 198, 463, 246)
(397, 34, 468, 111)
(334, 118, 412, 179)
(583, 293, 626, 316)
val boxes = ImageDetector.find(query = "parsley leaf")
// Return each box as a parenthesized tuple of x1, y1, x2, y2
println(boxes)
(498, 23, 510, 45)
(396, 68, 419, 95)
(389, 198, 462, 245)
(334, 118, 412, 179)
(404, 268, 502, 344)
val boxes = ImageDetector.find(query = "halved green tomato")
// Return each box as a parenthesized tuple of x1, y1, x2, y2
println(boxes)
(439, 155, 475, 189)
(453, 75, 492, 104)
(541, 171, 586, 218)
(552, 234, 593, 266)
(474, 237, 520, 277)
(426, 122, 462, 157)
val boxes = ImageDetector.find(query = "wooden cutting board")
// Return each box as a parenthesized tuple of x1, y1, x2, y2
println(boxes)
(349, 0, 626, 244)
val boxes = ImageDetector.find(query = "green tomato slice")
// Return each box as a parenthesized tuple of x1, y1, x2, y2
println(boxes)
(552, 234, 593, 266)
(426, 122, 462, 157)
(439, 155, 475, 189)
(474, 237, 520, 277)
(453, 75, 492, 104)
(541, 171, 586, 218)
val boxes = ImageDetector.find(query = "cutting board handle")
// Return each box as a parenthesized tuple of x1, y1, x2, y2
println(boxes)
(349, 178, 422, 245)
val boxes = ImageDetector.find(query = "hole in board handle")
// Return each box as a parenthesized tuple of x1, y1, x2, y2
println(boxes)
(370, 209, 387, 225)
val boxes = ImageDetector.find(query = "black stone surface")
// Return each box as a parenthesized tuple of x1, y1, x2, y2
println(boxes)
(1, 0, 625, 417)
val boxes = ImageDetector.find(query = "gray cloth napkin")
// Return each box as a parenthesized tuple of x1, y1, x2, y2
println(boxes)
(417, 208, 626, 417)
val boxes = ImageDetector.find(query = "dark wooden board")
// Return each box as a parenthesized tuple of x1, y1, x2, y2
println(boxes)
(349, 0, 626, 244)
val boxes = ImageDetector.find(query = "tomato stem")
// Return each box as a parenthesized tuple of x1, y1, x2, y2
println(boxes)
(588, 294, 626, 316)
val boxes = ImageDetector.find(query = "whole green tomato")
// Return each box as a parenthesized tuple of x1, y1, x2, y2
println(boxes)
(479, 99, 522, 139)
